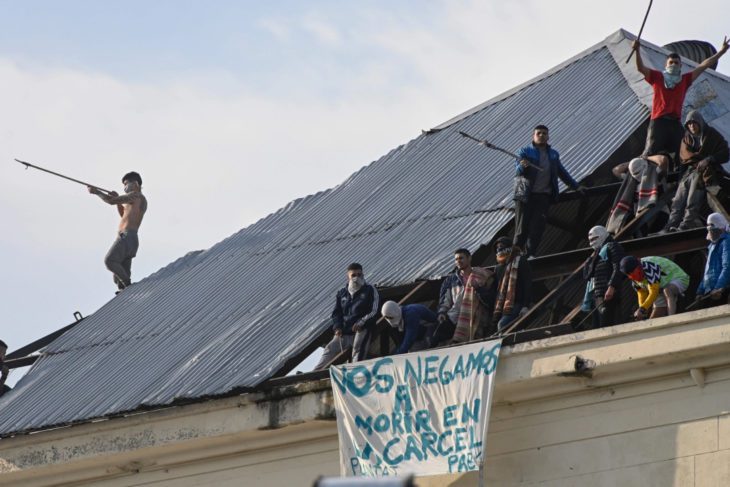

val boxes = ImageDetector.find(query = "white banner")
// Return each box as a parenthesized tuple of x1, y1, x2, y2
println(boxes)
(330, 340, 502, 478)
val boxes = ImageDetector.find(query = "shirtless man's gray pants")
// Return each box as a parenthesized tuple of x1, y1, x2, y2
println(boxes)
(104, 230, 139, 289)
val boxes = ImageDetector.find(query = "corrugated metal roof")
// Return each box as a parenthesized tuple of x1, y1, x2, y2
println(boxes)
(2, 29, 728, 436)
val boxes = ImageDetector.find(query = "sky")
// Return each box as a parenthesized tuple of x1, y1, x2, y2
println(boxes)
(1, 0, 729, 385)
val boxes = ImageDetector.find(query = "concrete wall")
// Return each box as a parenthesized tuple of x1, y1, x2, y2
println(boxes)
(4, 306, 730, 486)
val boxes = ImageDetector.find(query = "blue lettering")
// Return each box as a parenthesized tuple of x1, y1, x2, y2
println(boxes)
(404, 356, 423, 385)
(346, 366, 372, 397)
(452, 355, 465, 379)
(421, 431, 438, 459)
(443, 404, 458, 427)
(424, 355, 439, 384)
(461, 398, 480, 423)
(448, 454, 459, 472)
(355, 415, 373, 435)
(404, 435, 424, 461)
(394, 385, 412, 413)
(416, 409, 432, 432)
(438, 430, 453, 455)
(374, 414, 390, 433)
(383, 438, 403, 466)
(391, 411, 404, 434)
(373, 358, 394, 393)
(454, 427, 467, 452)
(438, 354, 452, 385)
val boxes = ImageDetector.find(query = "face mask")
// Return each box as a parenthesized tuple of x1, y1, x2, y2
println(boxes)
(628, 268, 644, 282)
(348, 276, 364, 294)
(708, 227, 723, 242)
(666, 64, 680, 75)
(124, 183, 135, 193)
(496, 247, 512, 264)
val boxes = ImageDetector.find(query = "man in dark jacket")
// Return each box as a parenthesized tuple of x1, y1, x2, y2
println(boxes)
(314, 263, 380, 369)
(582, 226, 625, 328)
(492, 237, 531, 331)
(513, 125, 585, 257)
(663, 110, 730, 232)
(381, 301, 438, 354)
(695, 213, 730, 307)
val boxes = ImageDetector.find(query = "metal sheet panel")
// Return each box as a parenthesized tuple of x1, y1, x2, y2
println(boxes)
(2, 30, 725, 436)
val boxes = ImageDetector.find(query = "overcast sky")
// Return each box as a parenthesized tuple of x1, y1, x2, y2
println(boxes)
(2, 0, 729, 385)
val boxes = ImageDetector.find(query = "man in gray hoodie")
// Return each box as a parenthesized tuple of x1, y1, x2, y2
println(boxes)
(662, 110, 729, 232)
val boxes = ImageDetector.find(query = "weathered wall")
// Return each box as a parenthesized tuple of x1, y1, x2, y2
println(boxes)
(4, 306, 730, 486)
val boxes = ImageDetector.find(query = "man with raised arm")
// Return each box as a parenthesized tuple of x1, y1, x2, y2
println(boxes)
(513, 125, 585, 257)
(88, 172, 148, 292)
(631, 37, 729, 173)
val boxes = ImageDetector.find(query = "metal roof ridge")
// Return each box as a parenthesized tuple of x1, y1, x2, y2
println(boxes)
(430, 29, 627, 132)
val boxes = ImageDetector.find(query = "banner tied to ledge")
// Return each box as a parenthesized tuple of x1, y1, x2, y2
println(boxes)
(330, 340, 502, 478)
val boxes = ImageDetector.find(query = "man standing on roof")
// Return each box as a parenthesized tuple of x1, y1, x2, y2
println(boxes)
(661, 110, 730, 232)
(582, 226, 625, 328)
(695, 213, 730, 307)
(513, 125, 585, 257)
(435, 248, 495, 344)
(620, 255, 690, 320)
(631, 37, 729, 173)
(314, 263, 379, 369)
(491, 237, 531, 331)
(0, 340, 10, 398)
(88, 172, 148, 293)
(381, 301, 438, 354)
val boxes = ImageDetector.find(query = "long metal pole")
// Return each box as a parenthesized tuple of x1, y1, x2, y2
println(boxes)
(14, 159, 113, 194)
(626, 0, 653, 63)
(459, 131, 543, 171)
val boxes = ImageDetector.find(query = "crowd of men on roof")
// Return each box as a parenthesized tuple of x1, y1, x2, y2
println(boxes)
(2, 38, 730, 389)
(312, 37, 730, 370)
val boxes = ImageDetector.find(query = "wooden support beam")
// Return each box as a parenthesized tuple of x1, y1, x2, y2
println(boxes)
(500, 189, 677, 336)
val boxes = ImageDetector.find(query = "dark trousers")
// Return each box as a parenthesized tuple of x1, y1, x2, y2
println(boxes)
(643, 116, 684, 163)
(591, 296, 621, 328)
(514, 193, 551, 257)
(430, 318, 456, 347)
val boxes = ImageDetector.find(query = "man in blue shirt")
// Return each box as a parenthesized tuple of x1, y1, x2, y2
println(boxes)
(696, 213, 730, 307)
(381, 301, 438, 354)
(513, 125, 585, 257)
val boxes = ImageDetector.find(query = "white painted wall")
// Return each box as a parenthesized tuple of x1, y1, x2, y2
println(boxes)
(4, 306, 730, 486)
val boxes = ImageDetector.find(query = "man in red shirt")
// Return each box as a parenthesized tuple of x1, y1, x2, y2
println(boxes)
(632, 37, 729, 173)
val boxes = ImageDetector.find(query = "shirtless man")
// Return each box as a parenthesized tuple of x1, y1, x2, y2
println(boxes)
(88, 172, 148, 292)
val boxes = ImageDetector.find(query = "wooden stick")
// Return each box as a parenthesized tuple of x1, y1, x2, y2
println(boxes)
(626, 0, 653, 63)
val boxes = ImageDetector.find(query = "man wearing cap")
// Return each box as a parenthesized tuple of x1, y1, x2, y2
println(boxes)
(381, 301, 438, 354)
(696, 213, 730, 306)
(492, 237, 532, 331)
(314, 263, 380, 369)
(662, 110, 730, 232)
(513, 125, 585, 257)
(582, 226, 625, 328)
(620, 255, 690, 320)
(632, 37, 729, 171)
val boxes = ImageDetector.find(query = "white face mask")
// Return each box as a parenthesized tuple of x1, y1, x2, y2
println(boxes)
(124, 183, 135, 193)
(348, 276, 364, 294)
